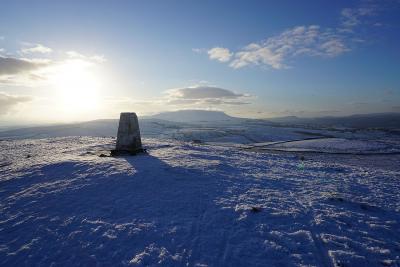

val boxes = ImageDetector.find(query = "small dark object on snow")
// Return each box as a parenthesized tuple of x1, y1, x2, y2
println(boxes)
(111, 148, 147, 156)
(360, 203, 379, 211)
(99, 153, 109, 157)
(300, 155, 305, 161)
(26, 154, 31, 158)
(329, 196, 344, 202)
(251, 207, 262, 213)
(192, 139, 202, 144)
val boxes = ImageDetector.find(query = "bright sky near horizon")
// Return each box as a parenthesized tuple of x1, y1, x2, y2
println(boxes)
(0, 0, 399, 124)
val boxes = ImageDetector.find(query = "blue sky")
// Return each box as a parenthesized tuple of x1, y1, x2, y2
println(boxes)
(0, 0, 399, 123)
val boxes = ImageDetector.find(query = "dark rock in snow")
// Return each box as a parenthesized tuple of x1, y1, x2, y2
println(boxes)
(251, 207, 262, 213)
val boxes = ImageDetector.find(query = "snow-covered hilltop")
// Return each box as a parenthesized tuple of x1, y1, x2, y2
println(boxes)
(1, 136, 400, 266)
(1, 110, 399, 141)
(1, 111, 400, 266)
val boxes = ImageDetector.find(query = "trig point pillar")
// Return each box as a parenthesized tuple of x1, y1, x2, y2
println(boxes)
(113, 112, 143, 155)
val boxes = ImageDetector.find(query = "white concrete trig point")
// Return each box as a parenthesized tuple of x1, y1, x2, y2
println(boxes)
(112, 112, 144, 155)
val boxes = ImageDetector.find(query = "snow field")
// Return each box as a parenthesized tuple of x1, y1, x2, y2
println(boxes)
(0, 137, 399, 266)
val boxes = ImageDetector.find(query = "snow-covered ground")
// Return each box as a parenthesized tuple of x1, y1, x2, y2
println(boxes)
(254, 138, 400, 154)
(1, 136, 400, 266)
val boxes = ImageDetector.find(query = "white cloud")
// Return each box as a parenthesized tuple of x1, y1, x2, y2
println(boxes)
(0, 92, 32, 115)
(207, 47, 233, 62)
(229, 44, 285, 69)
(166, 86, 250, 106)
(340, 6, 375, 29)
(206, 1, 388, 70)
(226, 25, 349, 69)
(319, 39, 349, 57)
(21, 43, 53, 54)
(66, 50, 106, 63)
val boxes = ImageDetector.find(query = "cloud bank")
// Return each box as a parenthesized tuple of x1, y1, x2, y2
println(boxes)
(0, 45, 106, 86)
(166, 86, 250, 106)
(0, 56, 48, 76)
(0, 92, 32, 115)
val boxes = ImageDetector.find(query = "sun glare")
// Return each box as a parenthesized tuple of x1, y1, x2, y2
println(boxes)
(50, 59, 101, 113)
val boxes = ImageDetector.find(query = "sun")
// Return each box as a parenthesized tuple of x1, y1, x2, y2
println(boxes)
(50, 59, 101, 113)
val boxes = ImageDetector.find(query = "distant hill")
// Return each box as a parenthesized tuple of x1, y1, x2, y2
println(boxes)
(269, 113, 400, 129)
(0, 119, 185, 140)
(0, 110, 237, 140)
(144, 110, 236, 122)
(0, 119, 119, 140)
(1, 110, 399, 140)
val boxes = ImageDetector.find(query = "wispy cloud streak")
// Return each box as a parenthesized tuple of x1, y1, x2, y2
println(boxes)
(203, 1, 388, 70)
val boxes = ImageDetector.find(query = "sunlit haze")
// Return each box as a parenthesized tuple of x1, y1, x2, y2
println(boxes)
(0, 0, 399, 125)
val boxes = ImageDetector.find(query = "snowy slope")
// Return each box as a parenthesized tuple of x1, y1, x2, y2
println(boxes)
(261, 138, 400, 154)
(1, 110, 399, 141)
(0, 119, 185, 140)
(1, 137, 400, 266)
(3, 117, 398, 151)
